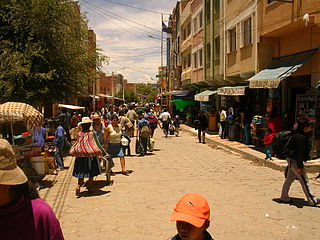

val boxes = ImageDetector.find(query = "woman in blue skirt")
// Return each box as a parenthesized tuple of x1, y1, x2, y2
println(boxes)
(72, 117, 103, 196)
(105, 114, 129, 176)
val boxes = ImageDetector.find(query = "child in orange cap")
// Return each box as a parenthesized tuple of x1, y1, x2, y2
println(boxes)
(169, 193, 213, 240)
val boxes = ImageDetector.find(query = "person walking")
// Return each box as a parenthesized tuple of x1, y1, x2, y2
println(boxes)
(159, 108, 171, 138)
(147, 110, 159, 138)
(279, 116, 320, 206)
(71, 117, 104, 196)
(173, 115, 181, 137)
(196, 111, 208, 144)
(168, 193, 213, 240)
(263, 128, 274, 160)
(105, 114, 129, 175)
(136, 114, 151, 156)
(219, 106, 227, 139)
(0, 139, 64, 239)
(119, 112, 133, 156)
(126, 105, 138, 137)
(54, 120, 65, 170)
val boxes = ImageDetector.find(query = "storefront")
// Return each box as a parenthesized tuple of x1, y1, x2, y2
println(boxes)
(248, 48, 320, 157)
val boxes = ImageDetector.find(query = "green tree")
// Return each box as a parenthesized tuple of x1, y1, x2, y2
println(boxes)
(115, 89, 138, 103)
(136, 83, 158, 103)
(0, 0, 106, 105)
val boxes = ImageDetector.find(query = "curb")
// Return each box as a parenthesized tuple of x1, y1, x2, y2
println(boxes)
(181, 124, 320, 173)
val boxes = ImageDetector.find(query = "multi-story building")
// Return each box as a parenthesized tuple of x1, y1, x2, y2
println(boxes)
(169, 1, 182, 91)
(191, 0, 205, 84)
(180, 0, 192, 86)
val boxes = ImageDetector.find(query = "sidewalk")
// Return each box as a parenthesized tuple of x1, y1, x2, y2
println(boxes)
(182, 124, 320, 173)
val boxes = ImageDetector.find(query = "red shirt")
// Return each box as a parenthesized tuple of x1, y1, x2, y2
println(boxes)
(264, 134, 274, 146)
(267, 116, 283, 134)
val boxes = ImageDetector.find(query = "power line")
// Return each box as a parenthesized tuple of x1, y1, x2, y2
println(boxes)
(82, 2, 153, 41)
(82, 0, 161, 37)
(98, 0, 171, 15)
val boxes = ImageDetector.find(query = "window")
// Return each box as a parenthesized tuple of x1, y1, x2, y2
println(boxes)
(243, 17, 252, 46)
(205, 1, 211, 22)
(183, 28, 187, 40)
(193, 52, 198, 69)
(206, 43, 211, 61)
(214, 0, 220, 14)
(187, 23, 191, 37)
(214, 36, 220, 59)
(268, 0, 293, 3)
(193, 16, 198, 33)
(187, 53, 191, 67)
(199, 48, 203, 67)
(228, 27, 236, 52)
(199, 11, 203, 29)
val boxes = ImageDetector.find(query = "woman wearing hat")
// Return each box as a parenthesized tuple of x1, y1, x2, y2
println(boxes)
(0, 139, 64, 239)
(72, 117, 104, 196)
(105, 114, 129, 176)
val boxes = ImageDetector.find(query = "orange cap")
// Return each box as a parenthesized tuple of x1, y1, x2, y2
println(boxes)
(170, 193, 210, 228)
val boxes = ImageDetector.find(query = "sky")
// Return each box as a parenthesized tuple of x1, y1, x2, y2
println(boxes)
(78, 0, 177, 83)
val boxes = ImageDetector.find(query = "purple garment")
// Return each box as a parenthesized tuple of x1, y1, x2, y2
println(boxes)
(32, 127, 46, 147)
(0, 196, 64, 240)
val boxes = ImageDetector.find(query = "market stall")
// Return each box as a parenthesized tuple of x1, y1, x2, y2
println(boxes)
(0, 102, 53, 181)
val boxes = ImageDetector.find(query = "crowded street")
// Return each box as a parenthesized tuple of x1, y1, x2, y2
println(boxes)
(38, 127, 320, 240)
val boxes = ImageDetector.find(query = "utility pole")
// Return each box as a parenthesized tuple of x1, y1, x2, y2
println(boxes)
(122, 76, 125, 101)
(160, 13, 164, 107)
(93, 74, 96, 113)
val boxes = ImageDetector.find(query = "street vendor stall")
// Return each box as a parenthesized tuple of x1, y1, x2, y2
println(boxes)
(0, 102, 51, 181)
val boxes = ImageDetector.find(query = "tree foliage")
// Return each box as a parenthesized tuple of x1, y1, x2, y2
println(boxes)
(115, 89, 138, 103)
(136, 83, 158, 103)
(0, 0, 106, 105)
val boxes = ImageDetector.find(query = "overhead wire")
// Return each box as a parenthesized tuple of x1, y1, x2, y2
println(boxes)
(99, 0, 171, 15)
(82, 0, 161, 37)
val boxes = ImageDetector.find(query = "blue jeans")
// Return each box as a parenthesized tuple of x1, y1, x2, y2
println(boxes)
(265, 146, 272, 159)
(244, 123, 252, 145)
(55, 145, 64, 169)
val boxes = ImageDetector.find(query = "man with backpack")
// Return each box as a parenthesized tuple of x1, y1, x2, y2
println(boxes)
(279, 116, 319, 206)
(136, 114, 151, 156)
(147, 111, 159, 138)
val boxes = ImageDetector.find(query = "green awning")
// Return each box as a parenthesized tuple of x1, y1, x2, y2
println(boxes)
(249, 48, 318, 88)
(194, 90, 217, 101)
(171, 99, 195, 111)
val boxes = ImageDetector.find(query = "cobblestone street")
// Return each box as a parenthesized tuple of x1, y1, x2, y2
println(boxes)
(39, 128, 320, 240)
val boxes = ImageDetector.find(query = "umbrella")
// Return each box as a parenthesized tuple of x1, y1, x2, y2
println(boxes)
(0, 102, 44, 130)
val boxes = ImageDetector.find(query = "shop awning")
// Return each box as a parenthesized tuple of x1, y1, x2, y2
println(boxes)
(170, 99, 195, 111)
(217, 86, 247, 96)
(248, 48, 319, 88)
(58, 104, 85, 110)
(194, 90, 217, 101)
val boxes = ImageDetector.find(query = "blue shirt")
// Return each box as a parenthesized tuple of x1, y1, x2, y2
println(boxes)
(54, 125, 65, 147)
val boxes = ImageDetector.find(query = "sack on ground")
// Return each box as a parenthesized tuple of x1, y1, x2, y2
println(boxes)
(272, 131, 292, 160)
(140, 122, 151, 138)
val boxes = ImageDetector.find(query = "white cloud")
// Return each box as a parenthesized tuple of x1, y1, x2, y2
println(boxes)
(80, 0, 174, 83)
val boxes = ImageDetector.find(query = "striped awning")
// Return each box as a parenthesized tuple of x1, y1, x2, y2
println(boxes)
(217, 86, 247, 96)
(248, 48, 318, 88)
(194, 90, 217, 101)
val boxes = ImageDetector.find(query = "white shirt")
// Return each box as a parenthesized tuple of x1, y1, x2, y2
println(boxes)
(159, 112, 171, 121)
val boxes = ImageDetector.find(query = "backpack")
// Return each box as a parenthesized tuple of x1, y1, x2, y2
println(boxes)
(140, 121, 151, 138)
(272, 131, 292, 160)
(148, 115, 158, 129)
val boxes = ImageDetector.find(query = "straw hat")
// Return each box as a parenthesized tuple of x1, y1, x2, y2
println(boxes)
(92, 113, 101, 120)
(0, 139, 28, 185)
(79, 116, 93, 125)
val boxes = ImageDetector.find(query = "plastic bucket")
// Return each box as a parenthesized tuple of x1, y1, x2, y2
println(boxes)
(30, 156, 46, 176)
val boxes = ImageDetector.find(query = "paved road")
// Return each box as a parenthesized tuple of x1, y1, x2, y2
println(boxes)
(39, 128, 320, 240)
